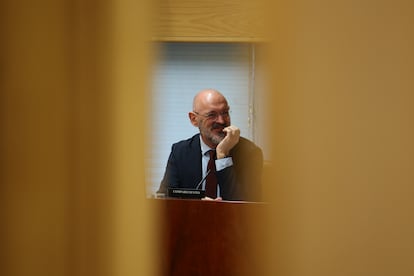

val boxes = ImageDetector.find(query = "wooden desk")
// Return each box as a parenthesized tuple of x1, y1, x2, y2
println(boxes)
(153, 198, 268, 276)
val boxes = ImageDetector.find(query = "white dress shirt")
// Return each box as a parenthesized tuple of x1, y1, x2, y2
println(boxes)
(199, 136, 233, 194)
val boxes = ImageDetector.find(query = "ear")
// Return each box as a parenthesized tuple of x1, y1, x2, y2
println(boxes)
(188, 112, 199, 127)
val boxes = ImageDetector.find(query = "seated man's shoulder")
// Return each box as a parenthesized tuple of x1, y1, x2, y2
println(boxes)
(238, 137, 262, 151)
(172, 134, 200, 150)
(233, 137, 263, 161)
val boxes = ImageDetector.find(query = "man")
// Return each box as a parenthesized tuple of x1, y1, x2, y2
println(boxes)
(157, 89, 263, 201)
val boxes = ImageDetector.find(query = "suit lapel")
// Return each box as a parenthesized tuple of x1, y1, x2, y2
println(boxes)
(183, 134, 203, 188)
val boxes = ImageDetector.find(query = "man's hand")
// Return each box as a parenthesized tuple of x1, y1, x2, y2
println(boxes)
(202, 196, 223, 201)
(216, 125, 240, 159)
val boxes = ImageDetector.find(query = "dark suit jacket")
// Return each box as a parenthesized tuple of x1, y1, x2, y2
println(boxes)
(158, 134, 263, 201)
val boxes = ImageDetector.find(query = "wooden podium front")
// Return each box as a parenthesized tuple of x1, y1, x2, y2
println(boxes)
(153, 198, 267, 276)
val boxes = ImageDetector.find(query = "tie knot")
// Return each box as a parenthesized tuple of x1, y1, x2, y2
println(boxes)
(208, 150, 216, 159)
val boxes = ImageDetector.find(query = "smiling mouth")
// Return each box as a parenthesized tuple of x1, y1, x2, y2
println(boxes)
(213, 129, 225, 138)
(211, 123, 227, 136)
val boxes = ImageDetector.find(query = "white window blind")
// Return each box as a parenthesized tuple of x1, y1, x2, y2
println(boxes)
(147, 43, 254, 196)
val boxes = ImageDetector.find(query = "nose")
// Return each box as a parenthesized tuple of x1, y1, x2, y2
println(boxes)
(215, 113, 227, 124)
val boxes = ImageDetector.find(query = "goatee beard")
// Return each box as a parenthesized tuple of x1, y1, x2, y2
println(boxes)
(209, 131, 225, 145)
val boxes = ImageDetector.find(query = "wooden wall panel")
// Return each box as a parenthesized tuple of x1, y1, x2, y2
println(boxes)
(154, 0, 264, 42)
(0, 1, 157, 276)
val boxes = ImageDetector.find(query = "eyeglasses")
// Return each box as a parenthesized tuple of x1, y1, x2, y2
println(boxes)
(193, 110, 231, 120)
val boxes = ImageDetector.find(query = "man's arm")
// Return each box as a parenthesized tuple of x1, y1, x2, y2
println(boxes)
(216, 137, 263, 201)
(216, 125, 240, 159)
(212, 125, 263, 201)
(157, 146, 179, 194)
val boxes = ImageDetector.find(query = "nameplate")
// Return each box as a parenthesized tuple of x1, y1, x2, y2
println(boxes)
(167, 188, 205, 199)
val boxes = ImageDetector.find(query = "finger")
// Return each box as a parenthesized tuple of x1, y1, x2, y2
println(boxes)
(202, 196, 214, 201)
(223, 126, 234, 134)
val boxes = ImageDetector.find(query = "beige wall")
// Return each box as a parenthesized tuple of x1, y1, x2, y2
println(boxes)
(1, 0, 413, 276)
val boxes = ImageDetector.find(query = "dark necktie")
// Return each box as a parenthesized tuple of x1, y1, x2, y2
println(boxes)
(205, 150, 217, 198)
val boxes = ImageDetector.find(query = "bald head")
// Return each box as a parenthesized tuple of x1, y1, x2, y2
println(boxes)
(192, 89, 228, 112)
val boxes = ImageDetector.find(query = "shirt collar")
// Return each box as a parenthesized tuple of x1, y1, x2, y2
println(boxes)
(199, 135, 214, 156)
